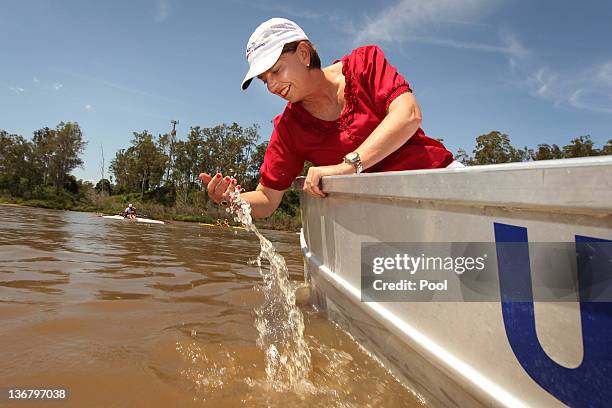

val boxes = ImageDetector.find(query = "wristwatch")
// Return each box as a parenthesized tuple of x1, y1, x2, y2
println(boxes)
(343, 152, 363, 174)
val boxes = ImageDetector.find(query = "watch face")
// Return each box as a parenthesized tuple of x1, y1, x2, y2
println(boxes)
(346, 152, 358, 162)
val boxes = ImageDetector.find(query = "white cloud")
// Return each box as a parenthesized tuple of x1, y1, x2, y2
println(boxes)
(154, 0, 169, 22)
(567, 62, 612, 113)
(85, 104, 93, 112)
(595, 62, 612, 87)
(33, 77, 39, 83)
(568, 89, 612, 114)
(351, 0, 525, 61)
(9, 86, 25, 94)
(52, 82, 63, 90)
(354, 0, 490, 44)
(392, 33, 528, 60)
(499, 31, 529, 61)
(521, 61, 612, 114)
(527, 68, 558, 98)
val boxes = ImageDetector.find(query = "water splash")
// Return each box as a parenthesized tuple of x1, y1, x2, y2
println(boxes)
(227, 189, 312, 391)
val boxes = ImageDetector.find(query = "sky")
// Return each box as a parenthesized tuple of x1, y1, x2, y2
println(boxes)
(1, 0, 611, 182)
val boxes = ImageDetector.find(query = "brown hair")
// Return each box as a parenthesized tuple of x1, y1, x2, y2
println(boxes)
(282, 40, 321, 70)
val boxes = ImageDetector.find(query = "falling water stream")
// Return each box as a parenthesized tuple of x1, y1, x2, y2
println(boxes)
(229, 189, 312, 390)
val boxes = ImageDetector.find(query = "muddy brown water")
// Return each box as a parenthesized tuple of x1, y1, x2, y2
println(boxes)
(0, 205, 425, 407)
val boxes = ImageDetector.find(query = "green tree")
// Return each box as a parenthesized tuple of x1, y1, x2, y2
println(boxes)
(186, 127, 205, 185)
(198, 123, 259, 180)
(563, 135, 599, 158)
(171, 139, 192, 202)
(110, 148, 137, 193)
(95, 178, 112, 195)
(472, 131, 523, 165)
(48, 122, 87, 192)
(156, 132, 176, 186)
(601, 139, 612, 155)
(510, 146, 534, 162)
(0, 131, 34, 196)
(31, 126, 56, 186)
(131, 131, 166, 196)
(454, 148, 473, 165)
(533, 144, 564, 160)
(1, 123, 86, 199)
(110, 131, 166, 196)
(243, 140, 268, 190)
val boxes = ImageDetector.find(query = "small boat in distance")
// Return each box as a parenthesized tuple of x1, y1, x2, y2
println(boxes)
(101, 215, 165, 225)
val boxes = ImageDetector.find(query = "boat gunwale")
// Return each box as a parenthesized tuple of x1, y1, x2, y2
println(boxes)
(293, 156, 612, 214)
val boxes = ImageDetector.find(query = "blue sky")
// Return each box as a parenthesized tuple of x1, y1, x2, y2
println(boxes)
(1, 0, 611, 182)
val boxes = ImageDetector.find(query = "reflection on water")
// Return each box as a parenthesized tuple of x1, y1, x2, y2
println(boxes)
(0, 205, 424, 407)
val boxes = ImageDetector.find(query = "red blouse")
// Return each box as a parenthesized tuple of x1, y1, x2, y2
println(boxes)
(259, 45, 453, 191)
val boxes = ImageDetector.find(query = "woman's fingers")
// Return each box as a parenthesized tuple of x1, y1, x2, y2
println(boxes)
(214, 176, 232, 196)
(309, 182, 326, 197)
(198, 173, 212, 184)
(207, 173, 227, 202)
(201, 173, 242, 204)
(304, 169, 326, 198)
(213, 176, 237, 206)
(206, 172, 222, 191)
(311, 175, 325, 197)
(225, 178, 237, 195)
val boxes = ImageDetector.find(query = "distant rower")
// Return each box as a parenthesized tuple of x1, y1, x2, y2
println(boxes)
(124, 203, 137, 219)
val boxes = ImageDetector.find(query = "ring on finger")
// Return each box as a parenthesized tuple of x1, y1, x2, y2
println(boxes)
(220, 200, 229, 207)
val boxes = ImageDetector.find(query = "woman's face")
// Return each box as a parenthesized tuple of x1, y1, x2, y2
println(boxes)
(257, 43, 311, 103)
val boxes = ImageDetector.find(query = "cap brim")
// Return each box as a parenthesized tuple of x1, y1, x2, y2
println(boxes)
(241, 46, 284, 90)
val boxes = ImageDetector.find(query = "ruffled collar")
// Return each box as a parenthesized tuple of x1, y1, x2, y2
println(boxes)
(286, 54, 357, 134)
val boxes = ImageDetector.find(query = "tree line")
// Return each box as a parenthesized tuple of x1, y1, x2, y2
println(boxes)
(0, 122, 87, 201)
(1, 122, 610, 227)
(106, 123, 264, 204)
(455, 131, 611, 165)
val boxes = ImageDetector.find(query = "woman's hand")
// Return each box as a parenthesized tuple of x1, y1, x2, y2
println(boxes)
(198, 172, 240, 206)
(303, 163, 354, 198)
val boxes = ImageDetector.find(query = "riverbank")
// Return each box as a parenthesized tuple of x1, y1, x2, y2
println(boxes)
(0, 195, 302, 232)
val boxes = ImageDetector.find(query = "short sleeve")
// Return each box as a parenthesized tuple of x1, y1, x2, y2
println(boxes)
(357, 45, 411, 115)
(258, 116, 304, 191)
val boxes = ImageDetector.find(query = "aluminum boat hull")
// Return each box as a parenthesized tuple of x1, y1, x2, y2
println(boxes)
(297, 157, 612, 408)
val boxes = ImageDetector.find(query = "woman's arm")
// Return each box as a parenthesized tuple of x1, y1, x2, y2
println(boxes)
(303, 91, 421, 197)
(353, 91, 422, 169)
(239, 184, 285, 218)
(199, 173, 284, 218)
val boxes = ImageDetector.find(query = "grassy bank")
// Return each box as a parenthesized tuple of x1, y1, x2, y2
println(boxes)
(0, 193, 302, 232)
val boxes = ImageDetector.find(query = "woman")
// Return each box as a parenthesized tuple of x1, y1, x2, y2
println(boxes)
(199, 18, 459, 218)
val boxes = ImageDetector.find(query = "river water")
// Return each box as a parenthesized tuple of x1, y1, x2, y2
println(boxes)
(0, 205, 425, 407)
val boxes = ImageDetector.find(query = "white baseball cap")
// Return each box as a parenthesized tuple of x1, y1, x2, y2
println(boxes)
(241, 18, 309, 90)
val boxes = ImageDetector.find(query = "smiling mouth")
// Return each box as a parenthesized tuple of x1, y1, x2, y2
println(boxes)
(280, 85, 291, 98)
